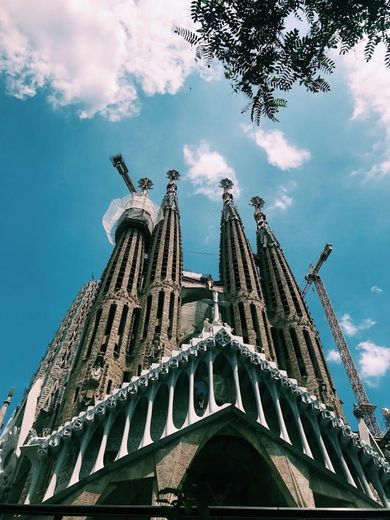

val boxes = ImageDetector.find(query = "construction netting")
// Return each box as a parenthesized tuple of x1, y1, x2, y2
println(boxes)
(102, 192, 161, 245)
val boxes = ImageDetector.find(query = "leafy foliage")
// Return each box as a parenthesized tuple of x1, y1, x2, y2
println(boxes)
(157, 486, 209, 520)
(177, 0, 390, 123)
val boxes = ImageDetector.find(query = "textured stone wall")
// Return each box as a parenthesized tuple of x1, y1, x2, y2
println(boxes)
(57, 222, 148, 424)
(255, 210, 343, 415)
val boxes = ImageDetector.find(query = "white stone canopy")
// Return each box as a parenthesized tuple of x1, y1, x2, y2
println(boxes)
(23, 326, 390, 506)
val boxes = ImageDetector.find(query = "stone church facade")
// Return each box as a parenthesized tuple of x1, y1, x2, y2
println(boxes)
(0, 170, 389, 509)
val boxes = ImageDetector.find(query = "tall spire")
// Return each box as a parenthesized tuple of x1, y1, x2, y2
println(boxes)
(218, 179, 274, 358)
(252, 196, 342, 413)
(134, 170, 183, 370)
(57, 179, 155, 423)
(162, 169, 180, 210)
(0, 388, 14, 430)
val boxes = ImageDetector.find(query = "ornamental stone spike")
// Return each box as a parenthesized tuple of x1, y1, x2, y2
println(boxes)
(166, 169, 180, 182)
(250, 195, 266, 226)
(249, 195, 265, 211)
(163, 169, 180, 209)
(219, 177, 234, 193)
(219, 178, 234, 207)
(0, 387, 15, 430)
(137, 177, 154, 193)
(165, 169, 180, 197)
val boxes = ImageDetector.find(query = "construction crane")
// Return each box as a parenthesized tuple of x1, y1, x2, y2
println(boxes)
(302, 244, 382, 439)
(110, 154, 137, 193)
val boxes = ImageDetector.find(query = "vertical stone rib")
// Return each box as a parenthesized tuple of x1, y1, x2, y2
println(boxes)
(251, 196, 342, 414)
(218, 179, 273, 358)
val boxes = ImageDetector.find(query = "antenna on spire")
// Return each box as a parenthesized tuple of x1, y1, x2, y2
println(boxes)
(137, 177, 153, 193)
(110, 154, 137, 193)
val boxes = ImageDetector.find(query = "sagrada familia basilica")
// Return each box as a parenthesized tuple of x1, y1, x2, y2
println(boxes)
(0, 166, 389, 510)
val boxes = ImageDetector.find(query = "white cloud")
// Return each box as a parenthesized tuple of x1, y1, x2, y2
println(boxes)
(183, 140, 240, 201)
(357, 340, 390, 381)
(0, 0, 211, 120)
(371, 285, 384, 294)
(268, 185, 293, 212)
(241, 124, 311, 170)
(203, 224, 217, 245)
(339, 313, 375, 337)
(326, 349, 342, 364)
(341, 43, 390, 181)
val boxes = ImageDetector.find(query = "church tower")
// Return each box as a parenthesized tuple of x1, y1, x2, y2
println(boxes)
(58, 179, 156, 424)
(219, 179, 274, 359)
(1, 169, 389, 511)
(251, 196, 342, 414)
(134, 170, 183, 369)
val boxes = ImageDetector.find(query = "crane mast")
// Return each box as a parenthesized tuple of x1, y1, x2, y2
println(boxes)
(304, 245, 382, 439)
(110, 154, 137, 193)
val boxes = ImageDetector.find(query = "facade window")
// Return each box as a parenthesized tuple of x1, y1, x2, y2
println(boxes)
(289, 328, 307, 378)
(86, 308, 102, 358)
(168, 293, 175, 339)
(127, 308, 140, 355)
(238, 302, 249, 343)
(73, 387, 80, 403)
(142, 295, 152, 339)
(105, 304, 117, 335)
(303, 329, 323, 380)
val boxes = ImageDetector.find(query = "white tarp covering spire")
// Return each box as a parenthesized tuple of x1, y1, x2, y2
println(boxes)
(102, 192, 160, 244)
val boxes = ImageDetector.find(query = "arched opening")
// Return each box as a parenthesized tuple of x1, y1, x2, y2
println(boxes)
(321, 430, 345, 478)
(182, 435, 290, 506)
(79, 426, 101, 480)
(341, 446, 365, 493)
(258, 381, 280, 436)
(238, 365, 257, 421)
(173, 372, 189, 429)
(150, 384, 169, 442)
(300, 412, 324, 465)
(194, 362, 209, 417)
(279, 397, 302, 451)
(213, 353, 236, 407)
(104, 410, 127, 466)
(127, 397, 148, 453)
(57, 436, 81, 490)
(6, 456, 32, 503)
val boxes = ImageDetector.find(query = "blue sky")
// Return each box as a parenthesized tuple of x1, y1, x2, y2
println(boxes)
(0, 0, 389, 432)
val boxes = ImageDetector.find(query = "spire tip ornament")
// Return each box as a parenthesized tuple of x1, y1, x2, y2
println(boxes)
(137, 177, 153, 193)
(164, 170, 180, 210)
(166, 169, 180, 182)
(219, 178, 234, 192)
(249, 196, 265, 211)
